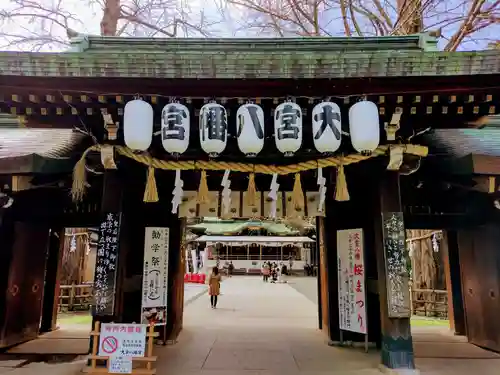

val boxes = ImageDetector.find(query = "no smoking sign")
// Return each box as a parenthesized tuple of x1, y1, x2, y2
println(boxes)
(101, 336, 119, 354)
(98, 323, 147, 358)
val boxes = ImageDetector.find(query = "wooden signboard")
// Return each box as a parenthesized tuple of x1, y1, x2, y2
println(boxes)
(198, 192, 219, 217)
(242, 191, 262, 218)
(285, 192, 305, 218)
(263, 191, 283, 218)
(88, 321, 158, 374)
(94, 212, 122, 316)
(178, 191, 198, 218)
(381, 212, 411, 318)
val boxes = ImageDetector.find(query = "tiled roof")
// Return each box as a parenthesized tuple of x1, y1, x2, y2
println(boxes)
(0, 129, 85, 159)
(188, 219, 298, 235)
(425, 128, 500, 158)
(0, 34, 498, 79)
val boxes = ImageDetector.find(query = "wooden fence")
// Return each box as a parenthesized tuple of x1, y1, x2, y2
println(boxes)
(58, 283, 94, 311)
(411, 288, 448, 318)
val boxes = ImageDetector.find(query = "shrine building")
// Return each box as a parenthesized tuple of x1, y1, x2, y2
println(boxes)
(0, 33, 499, 374)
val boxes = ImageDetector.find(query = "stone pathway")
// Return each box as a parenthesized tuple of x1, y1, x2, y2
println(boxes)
(155, 276, 381, 375)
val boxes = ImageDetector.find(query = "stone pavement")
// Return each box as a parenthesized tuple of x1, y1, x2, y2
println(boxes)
(184, 283, 208, 305)
(155, 276, 381, 375)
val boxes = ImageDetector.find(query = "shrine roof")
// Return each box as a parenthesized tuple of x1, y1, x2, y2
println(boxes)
(426, 128, 500, 159)
(188, 219, 299, 235)
(0, 127, 86, 174)
(0, 33, 499, 79)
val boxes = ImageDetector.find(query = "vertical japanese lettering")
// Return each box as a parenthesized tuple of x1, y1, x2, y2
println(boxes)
(313, 105, 341, 140)
(275, 104, 301, 140)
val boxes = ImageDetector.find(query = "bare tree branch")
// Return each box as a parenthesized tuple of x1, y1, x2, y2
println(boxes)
(0, 0, 221, 50)
(228, 0, 500, 50)
(0, 0, 498, 51)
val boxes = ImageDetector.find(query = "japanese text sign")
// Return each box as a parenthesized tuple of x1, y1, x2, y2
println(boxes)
(337, 229, 367, 334)
(141, 227, 169, 326)
(99, 323, 146, 358)
(108, 356, 133, 374)
(382, 212, 411, 318)
(94, 212, 121, 316)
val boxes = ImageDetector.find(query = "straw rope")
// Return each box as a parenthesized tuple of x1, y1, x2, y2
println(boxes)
(71, 144, 428, 202)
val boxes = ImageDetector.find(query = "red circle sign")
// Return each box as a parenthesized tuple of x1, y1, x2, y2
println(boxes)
(102, 336, 119, 354)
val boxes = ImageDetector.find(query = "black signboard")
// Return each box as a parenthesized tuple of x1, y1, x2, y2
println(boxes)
(381, 212, 411, 318)
(94, 212, 121, 316)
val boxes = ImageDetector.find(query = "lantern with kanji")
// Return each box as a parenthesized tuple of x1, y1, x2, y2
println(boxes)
(312, 101, 342, 153)
(274, 102, 302, 156)
(236, 103, 265, 157)
(161, 103, 190, 156)
(123, 98, 153, 151)
(349, 100, 380, 155)
(199, 102, 228, 157)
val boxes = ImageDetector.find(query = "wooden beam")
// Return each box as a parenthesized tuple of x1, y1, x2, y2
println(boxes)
(472, 154, 500, 175)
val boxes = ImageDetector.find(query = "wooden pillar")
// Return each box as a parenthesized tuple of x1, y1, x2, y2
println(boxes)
(374, 172, 415, 371)
(316, 216, 329, 333)
(40, 227, 64, 333)
(442, 230, 466, 335)
(171, 218, 186, 339)
(88, 171, 124, 357)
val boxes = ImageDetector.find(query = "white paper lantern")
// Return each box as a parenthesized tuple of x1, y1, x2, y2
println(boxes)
(161, 103, 190, 155)
(123, 99, 154, 151)
(236, 103, 265, 156)
(312, 102, 342, 153)
(199, 103, 228, 157)
(274, 102, 302, 156)
(349, 100, 380, 154)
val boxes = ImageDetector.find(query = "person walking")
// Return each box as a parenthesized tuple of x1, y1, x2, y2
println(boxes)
(208, 266, 221, 309)
(262, 262, 270, 282)
(228, 261, 234, 277)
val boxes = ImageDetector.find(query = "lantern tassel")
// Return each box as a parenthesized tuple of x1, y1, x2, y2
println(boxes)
(246, 173, 257, 207)
(197, 170, 210, 204)
(335, 164, 350, 201)
(291, 173, 305, 212)
(143, 166, 159, 203)
(71, 146, 97, 202)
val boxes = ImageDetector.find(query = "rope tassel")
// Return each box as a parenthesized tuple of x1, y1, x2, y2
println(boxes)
(143, 166, 159, 202)
(291, 173, 305, 212)
(246, 173, 257, 207)
(197, 170, 209, 204)
(71, 145, 98, 202)
(335, 164, 350, 201)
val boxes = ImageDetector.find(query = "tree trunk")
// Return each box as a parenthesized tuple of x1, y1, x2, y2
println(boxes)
(100, 0, 121, 36)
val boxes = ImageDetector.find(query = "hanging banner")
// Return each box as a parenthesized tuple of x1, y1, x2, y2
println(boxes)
(141, 227, 169, 326)
(337, 228, 367, 334)
(94, 212, 122, 316)
(382, 212, 411, 318)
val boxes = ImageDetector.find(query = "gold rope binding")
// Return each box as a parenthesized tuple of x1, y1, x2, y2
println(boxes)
(71, 144, 429, 202)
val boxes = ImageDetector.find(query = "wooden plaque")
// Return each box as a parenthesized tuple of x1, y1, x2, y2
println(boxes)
(382, 212, 411, 318)
(178, 191, 198, 218)
(262, 191, 283, 218)
(285, 192, 305, 218)
(242, 191, 262, 218)
(198, 192, 219, 217)
(305, 192, 324, 217)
